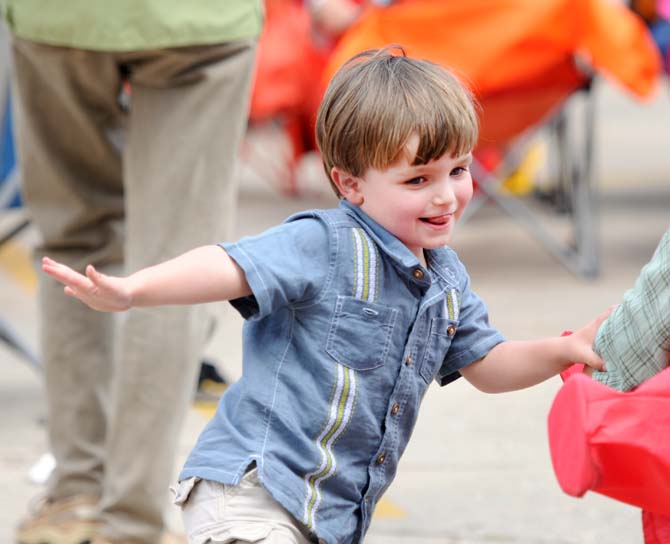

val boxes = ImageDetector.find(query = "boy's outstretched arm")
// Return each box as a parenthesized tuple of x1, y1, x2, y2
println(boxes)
(460, 307, 614, 393)
(42, 245, 251, 312)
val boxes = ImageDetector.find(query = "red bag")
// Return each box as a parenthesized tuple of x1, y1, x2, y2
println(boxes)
(644, 510, 670, 544)
(548, 366, 670, 516)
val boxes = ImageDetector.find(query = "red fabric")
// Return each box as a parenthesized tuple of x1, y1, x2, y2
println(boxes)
(643, 510, 670, 544)
(248, 0, 331, 153)
(556, 331, 670, 543)
(548, 368, 670, 516)
(250, 0, 325, 123)
(559, 362, 585, 382)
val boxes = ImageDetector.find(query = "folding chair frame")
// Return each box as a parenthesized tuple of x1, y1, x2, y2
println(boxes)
(0, 25, 40, 371)
(463, 84, 598, 278)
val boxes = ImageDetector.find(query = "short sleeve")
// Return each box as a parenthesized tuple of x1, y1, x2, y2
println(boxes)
(592, 227, 670, 391)
(221, 217, 330, 320)
(437, 257, 505, 386)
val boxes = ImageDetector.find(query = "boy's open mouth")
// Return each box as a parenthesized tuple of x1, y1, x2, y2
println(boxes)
(420, 214, 451, 226)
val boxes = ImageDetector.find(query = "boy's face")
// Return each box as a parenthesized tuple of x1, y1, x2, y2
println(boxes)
(333, 134, 473, 264)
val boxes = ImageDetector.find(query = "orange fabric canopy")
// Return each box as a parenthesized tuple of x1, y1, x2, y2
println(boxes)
(321, 0, 661, 144)
(249, 0, 662, 149)
(325, 0, 661, 99)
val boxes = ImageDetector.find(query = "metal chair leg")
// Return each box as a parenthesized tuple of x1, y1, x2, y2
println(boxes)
(0, 317, 40, 371)
(466, 87, 598, 279)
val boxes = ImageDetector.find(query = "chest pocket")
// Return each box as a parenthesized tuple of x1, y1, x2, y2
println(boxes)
(326, 296, 398, 371)
(419, 317, 458, 383)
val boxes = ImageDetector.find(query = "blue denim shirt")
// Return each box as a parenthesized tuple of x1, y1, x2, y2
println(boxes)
(180, 200, 504, 543)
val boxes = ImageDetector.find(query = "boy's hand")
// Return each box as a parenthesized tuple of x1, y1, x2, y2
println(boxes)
(563, 306, 616, 372)
(42, 256, 132, 312)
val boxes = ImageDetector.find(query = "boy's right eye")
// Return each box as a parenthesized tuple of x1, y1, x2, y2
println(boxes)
(405, 176, 426, 186)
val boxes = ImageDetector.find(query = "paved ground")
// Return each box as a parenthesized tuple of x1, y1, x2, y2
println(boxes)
(0, 79, 668, 543)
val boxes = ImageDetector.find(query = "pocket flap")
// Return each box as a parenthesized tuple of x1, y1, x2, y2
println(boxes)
(325, 296, 398, 371)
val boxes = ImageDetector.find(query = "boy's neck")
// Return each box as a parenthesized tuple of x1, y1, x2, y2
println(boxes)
(340, 200, 430, 269)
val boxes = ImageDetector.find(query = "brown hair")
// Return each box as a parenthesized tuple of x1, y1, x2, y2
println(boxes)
(316, 46, 479, 197)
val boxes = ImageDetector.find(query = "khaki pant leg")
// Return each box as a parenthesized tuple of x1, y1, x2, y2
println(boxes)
(98, 40, 257, 543)
(10, 38, 125, 500)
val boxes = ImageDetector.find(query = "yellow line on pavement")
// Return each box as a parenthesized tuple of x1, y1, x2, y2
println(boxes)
(192, 399, 407, 520)
(0, 240, 37, 292)
(374, 497, 406, 519)
(192, 400, 218, 420)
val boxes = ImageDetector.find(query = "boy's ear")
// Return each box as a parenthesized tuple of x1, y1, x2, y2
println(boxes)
(330, 167, 364, 205)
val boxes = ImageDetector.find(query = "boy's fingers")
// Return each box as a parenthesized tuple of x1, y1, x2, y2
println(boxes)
(584, 351, 606, 372)
(42, 261, 70, 283)
(593, 306, 614, 327)
(593, 357, 606, 372)
(86, 265, 114, 291)
(85, 265, 103, 287)
(44, 261, 92, 292)
(598, 305, 617, 322)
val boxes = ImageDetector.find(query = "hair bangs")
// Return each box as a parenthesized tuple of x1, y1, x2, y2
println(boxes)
(365, 58, 478, 170)
(409, 66, 479, 165)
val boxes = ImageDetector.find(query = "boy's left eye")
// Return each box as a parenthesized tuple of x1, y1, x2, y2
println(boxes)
(451, 166, 469, 177)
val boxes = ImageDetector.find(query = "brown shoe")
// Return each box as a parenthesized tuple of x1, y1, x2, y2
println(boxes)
(16, 495, 99, 544)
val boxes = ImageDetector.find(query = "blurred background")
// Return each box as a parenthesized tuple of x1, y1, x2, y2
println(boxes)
(1, 1, 669, 542)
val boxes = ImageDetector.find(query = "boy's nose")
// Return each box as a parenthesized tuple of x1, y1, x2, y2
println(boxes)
(432, 181, 455, 205)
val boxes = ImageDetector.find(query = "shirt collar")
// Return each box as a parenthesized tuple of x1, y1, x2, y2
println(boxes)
(339, 199, 453, 287)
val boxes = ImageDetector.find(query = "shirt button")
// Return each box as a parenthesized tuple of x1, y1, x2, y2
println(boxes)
(391, 403, 400, 415)
(376, 452, 386, 465)
(405, 355, 412, 366)
(412, 269, 424, 280)
(447, 324, 456, 337)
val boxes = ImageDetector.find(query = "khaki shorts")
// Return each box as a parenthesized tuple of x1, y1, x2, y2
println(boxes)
(171, 468, 316, 544)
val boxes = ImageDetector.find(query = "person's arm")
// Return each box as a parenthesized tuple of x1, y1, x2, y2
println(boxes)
(41, 245, 251, 312)
(591, 228, 670, 390)
(460, 307, 613, 393)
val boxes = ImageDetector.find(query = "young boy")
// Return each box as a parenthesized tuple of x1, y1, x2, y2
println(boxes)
(42, 48, 609, 544)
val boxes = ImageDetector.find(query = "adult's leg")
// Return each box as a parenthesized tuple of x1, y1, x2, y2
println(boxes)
(11, 38, 125, 501)
(98, 40, 257, 542)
